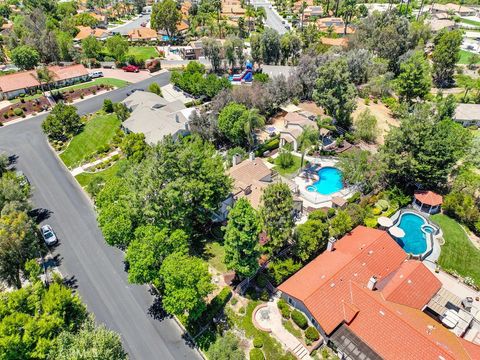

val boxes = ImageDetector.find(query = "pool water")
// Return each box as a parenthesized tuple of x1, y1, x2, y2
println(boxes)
(306, 167, 343, 195)
(395, 213, 431, 255)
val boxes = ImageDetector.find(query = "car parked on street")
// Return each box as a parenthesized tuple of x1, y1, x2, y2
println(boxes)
(122, 65, 140, 73)
(41, 224, 57, 246)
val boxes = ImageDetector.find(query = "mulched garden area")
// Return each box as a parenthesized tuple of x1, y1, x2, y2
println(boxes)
(52, 83, 114, 103)
(0, 97, 50, 123)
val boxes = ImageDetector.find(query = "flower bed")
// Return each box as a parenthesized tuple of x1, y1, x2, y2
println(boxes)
(52, 84, 114, 103)
(0, 97, 50, 123)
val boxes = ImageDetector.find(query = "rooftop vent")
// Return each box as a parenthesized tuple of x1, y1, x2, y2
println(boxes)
(327, 237, 337, 252)
(367, 276, 377, 291)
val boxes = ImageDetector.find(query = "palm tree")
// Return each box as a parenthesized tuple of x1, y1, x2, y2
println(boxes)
(36, 66, 55, 97)
(245, 5, 255, 32)
(316, 116, 335, 151)
(297, 127, 319, 168)
(456, 74, 476, 102)
(243, 109, 265, 151)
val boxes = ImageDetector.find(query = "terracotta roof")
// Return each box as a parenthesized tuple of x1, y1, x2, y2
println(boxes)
(377, 260, 441, 309)
(75, 26, 106, 40)
(278, 226, 408, 334)
(177, 20, 189, 32)
(320, 37, 348, 47)
(0, 70, 39, 93)
(461, 338, 480, 360)
(347, 283, 476, 360)
(414, 190, 443, 206)
(49, 64, 89, 81)
(128, 27, 158, 40)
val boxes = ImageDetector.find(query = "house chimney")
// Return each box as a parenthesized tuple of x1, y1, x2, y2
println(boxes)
(327, 237, 336, 252)
(367, 276, 377, 291)
(249, 152, 255, 161)
(232, 153, 241, 166)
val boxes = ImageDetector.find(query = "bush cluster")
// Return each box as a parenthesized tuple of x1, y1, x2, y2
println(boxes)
(253, 336, 263, 348)
(305, 326, 320, 341)
(249, 348, 264, 360)
(291, 310, 308, 329)
(277, 299, 291, 319)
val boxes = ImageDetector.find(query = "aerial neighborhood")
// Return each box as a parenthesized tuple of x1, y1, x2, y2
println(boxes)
(0, 0, 480, 359)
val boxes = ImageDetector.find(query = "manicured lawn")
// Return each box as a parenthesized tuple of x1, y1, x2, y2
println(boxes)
(127, 46, 158, 61)
(204, 241, 227, 273)
(10, 93, 44, 104)
(273, 154, 302, 176)
(431, 214, 480, 286)
(76, 159, 126, 190)
(458, 50, 480, 65)
(60, 113, 120, 168)
(461, 18, 480, 27)
(283, 319, 302, 338)
(60, 78, 129, 92)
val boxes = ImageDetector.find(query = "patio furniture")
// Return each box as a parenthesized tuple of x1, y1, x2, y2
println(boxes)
(378, 216, 394, 229)
(389, 226, 405, 238)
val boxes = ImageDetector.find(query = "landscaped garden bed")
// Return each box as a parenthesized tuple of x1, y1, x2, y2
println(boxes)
(0, 96, 50, 123)
(52, 83, 114, 103)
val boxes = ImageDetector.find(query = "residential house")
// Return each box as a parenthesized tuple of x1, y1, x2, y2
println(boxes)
(317, 17, 355, 35)
(427, 18, 456, 33)
(279, 112, 317, 152)
(121, 91, 194, 144)
(221, 0, 245, 21)
(74, 26, 108, 41)
(90, 13, 108, 28)
(278, 226, 480, 360)
(180, 40, 204, 60)
(0, 64, 89, 100)
(454, 103, 480, 127)
(303, 5, 323, 20)
(430, 3, 476, 17)
(127, 27, 159, 42)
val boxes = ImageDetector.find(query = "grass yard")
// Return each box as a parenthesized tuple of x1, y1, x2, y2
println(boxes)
(283, 319, 302, 338)
(10, 93, 44, 104)
(60, 78, 129, 92)
(458, 50, 480, 65)
(273, 154, 302, 177)
(431, 214, 480, 286)
(204, 241, 227, 273)
(127, 46, 159, 61)
(76, 159, 126, 190)
(60, 113, 120, 168)
(461, 18, 480, 27)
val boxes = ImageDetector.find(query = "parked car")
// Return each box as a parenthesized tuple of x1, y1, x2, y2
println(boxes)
(122, 65, 140, 73)
(15, 170, 29, 187)
(89, 71, 104, 79)
(41, 224, 57, 246)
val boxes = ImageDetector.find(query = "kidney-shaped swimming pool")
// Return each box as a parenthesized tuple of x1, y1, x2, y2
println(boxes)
(306, 167, 344, 195)
(394, 212, 435, 255)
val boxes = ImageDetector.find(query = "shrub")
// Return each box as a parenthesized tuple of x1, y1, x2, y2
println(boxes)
(259, 289, 269, 301)
(348, 192, 361, 204)
(305, 326, 320, 341)
(13, 108, 24, 116)
(372, 207, 382, 216)
(291, 310, 308, 329)
(231, 297, 238, 306)
(277, 150, 294, 169)
(253, 336, 263, 348)
(364, 217, 378, 228)
(376, 199, 389, 211)
(103, 99, 114, 113)
(327, 208, 336, 218)
(3, 113, 8, 119)
(249, 348, 264, 360)
(256, 273, 268, 288)
(279, 306, 291, 319)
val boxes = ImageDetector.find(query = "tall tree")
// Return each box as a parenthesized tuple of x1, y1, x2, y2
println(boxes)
(396, 51, 431, 103)
(223, 198, 261, 278)
(42, 103, 81, 141)
(159, 252, 214, 321)
(207, 332, 244, 360)
(81, 35, 102, 59)
(151, 0, 182, 40)
(329, 210, 353, 239)
(260, 183, 294, 253)
(261, 28, 281, 65)
(10, 45, 39, 70)
(250, 33, 263, 66)
(313, 58, 357, 129)
(105, 34, 129, 61)
(294, 218, 329, 262)
(341, 0, 357, 34)
(432, 29, 462, 88)
(297, 127, 318, 168)
(203, 37, 223, 72)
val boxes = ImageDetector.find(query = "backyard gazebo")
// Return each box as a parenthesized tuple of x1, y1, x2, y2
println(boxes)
(413, 190, 443, 214)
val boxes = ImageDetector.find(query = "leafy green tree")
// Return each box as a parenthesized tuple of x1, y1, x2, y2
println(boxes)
(313, 58, 357, 129)
(121, 132, 148, 163)
(456, 74, 476, 102)
(432, 29, 462, 88)
(381, 104, 470, 189)
(42, 103, 81, 141)
(56, 31, 75, 61)
(203, 37, 224, 72)
(218, 103, 263, 146)
(396, 51, 431, 103)
(443, 191, 479, 229)
(223, 198, 261, 278)
(0, 4, 12, 19)
(267, 258, 301, 285)
(148, 82, 163, 96)
(294, 218, 329, 262)
(250, 33, 263, 66)
(74, 12, 99, 27)
(329, 210, 353, 239)
(280, 32, 302, 65)
(81, 35, 102, 59)
(105, 35, 129, 61)
(10, 45, 40, 70)
(151, 0, 182, 39)
(261, 28, 281, 64)
(103, 99, 114, 113)
(159, 252, 214, 321)
(113, 102, 131, 122)
(0, 172, 31, 212)
(97, 201, 135, 248)
(207, 332, 244, 360)
(436, 93, 457, 121)
(341, 0, 357, 34)
(126, 226, 188, 286)
(0, 210, 39, 288)
(50, 315, 127, 360)
(354, 109, 378, 143)
(260, 183, 294, 253)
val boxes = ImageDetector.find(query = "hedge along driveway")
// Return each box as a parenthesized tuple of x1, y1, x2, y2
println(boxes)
(60, 113, 120, 169)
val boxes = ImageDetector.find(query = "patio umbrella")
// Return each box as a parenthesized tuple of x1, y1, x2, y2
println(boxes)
(389, 226, 405, 238)
(378, 216, 393, 228)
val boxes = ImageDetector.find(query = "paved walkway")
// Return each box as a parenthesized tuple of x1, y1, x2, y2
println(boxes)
(71, 150, 119, 176)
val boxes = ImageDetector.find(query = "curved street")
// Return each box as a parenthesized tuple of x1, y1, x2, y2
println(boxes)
(0, 72, 202, 360)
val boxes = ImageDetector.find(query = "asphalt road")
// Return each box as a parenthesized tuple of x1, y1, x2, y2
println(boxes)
(111, 14, 151, 35)
(0, 72, 202, 360)
(251, 0, 289, 34)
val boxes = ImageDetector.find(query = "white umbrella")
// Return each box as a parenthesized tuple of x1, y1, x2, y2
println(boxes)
(378, 216, 393, 228)
(389, 226, 405, 238)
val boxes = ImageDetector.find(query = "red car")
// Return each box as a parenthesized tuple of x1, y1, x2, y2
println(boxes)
(122, 65, 139, 73)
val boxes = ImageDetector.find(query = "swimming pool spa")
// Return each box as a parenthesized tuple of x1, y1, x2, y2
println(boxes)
(394, 212, 435, 255)
(306, 167, 344, 195)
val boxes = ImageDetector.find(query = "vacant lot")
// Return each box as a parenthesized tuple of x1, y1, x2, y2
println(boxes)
(353, 99, 399, 145)
(60, 113, 120, 168)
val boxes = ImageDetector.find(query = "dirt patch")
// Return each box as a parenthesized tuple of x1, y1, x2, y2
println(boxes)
(298, 101, 325, 116)
(352, 99, 399, 145)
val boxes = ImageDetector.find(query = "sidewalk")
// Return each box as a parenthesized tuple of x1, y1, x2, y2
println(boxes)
(71, 150, 120, 176)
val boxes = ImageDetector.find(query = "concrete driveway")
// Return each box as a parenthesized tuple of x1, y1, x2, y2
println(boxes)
(100, 68, 156, 82)
(0, 72, 202, 360)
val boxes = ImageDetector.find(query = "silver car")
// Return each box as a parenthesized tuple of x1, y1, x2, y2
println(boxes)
(41, 225, 57, 246)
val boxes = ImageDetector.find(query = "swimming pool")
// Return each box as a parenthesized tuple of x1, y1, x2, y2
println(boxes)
(394, 212, 434, 255)
(306, 167, 343, 195)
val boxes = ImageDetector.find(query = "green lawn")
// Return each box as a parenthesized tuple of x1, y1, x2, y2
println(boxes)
(60, 78, 129, 92)
(127, 46, 158, 61)
(431, 214, 480, 286)
(273, 154, 302, 176)
(75, 159, 126, 190)
(458, 50, 480, 65)
(204, 241, 227, 273)
(10, 93, 44, 104)
(60, 113, 120, 168)
(461, 18, 480, 27)
(283, 319, 302, 338)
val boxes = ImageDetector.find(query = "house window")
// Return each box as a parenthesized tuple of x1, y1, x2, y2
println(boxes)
(311, 318, 316, 325)
(287, 297, 296, 307)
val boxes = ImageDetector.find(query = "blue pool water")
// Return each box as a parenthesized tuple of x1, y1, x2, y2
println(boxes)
(306, 167, 343, 195)
(395, 213, 432, 255)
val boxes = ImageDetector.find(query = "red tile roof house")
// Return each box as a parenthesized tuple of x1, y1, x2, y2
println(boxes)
(0, 64, 89, 100)
(278, 226, 480, 360)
